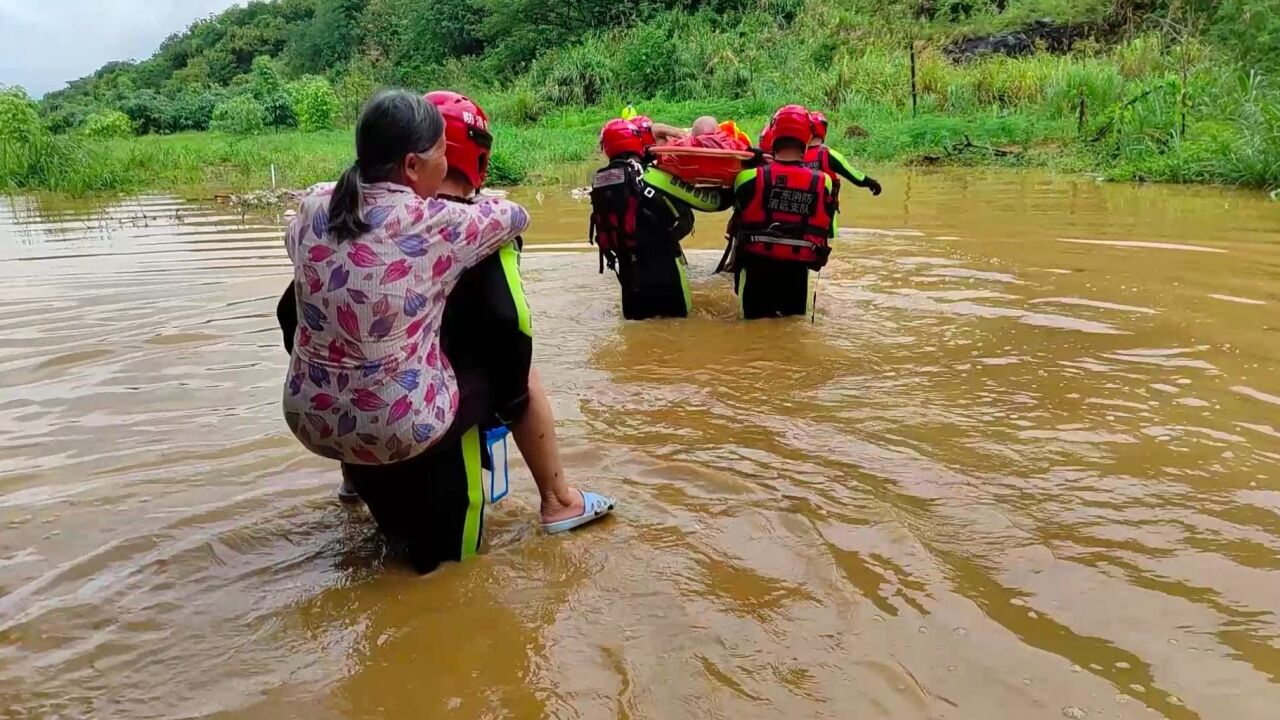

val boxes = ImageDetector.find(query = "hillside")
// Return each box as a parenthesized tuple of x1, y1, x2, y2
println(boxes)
(2, 0, 1278, 194)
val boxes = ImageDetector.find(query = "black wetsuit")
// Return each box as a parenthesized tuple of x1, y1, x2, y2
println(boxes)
(592, 161, 731, 320)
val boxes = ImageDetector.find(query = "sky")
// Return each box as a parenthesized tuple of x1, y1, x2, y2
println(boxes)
(0, 0, 242, 97)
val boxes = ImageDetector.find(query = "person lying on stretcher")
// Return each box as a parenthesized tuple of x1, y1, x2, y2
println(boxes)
(661, 116, 752, 151)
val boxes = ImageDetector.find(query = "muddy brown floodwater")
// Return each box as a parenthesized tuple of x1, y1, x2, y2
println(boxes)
(1, 169, 1278, 720)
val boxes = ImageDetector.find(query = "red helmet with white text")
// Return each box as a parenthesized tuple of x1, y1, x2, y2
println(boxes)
(424, 90, 492, 187)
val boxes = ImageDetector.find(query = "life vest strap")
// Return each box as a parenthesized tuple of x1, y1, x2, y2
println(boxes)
(760, 165, 775, 228)
(740, 234, 816, 248)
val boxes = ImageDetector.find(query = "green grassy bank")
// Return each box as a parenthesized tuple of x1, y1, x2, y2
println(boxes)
(3, 0, 1278, 196)
(5, 53, 1277, 198)
(0, 120, 601, 197)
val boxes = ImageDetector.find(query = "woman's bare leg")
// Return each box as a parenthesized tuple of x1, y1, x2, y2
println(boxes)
(338, 472, 361, 504)
(511, 367, 586, 524)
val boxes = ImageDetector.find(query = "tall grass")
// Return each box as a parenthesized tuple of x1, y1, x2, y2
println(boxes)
(0, 125, 603, 196)
(474, 12, 1279, 190)
(1, 134, 136, 195)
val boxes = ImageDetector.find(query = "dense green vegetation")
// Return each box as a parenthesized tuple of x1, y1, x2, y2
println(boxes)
(2, 0, 1278, 195)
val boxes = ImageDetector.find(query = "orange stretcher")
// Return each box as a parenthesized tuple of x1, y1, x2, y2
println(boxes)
(649, 146, 760, 188)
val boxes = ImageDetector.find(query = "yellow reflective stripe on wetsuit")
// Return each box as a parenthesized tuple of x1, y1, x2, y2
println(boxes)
(677, 256, 691, 313)
(657, 195, 693, 314)
(460, 426, 483, 559)
(825, 147, 868, 185)
(643, 167, 726, 212)
(497, 243, 532, 338)
(737, 267, 747, 319)
(824, 173, 839, 237)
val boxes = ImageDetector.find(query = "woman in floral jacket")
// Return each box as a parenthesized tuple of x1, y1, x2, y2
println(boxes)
(282, 90, 613, 572)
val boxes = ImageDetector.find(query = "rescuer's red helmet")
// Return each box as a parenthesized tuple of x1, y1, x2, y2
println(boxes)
(425, 90, 492, 187)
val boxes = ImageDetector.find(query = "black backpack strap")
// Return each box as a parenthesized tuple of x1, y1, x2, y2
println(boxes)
(716, 213, 739, 275)
(803, 171, 825, 237)
(761, 165, 775, 228)
(590, 214, 602, 274)
(714, 238, 734, 275)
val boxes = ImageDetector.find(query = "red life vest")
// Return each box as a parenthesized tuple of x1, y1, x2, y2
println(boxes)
(802, 146, 840, 195)
(734, 162, 835, 269)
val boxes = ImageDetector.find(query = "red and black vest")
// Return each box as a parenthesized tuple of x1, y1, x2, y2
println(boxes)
(734, 162, 835, 269)
(589, 158, 689, 273)
(589, 158, 647, 272)
(802, 146, 841, 197)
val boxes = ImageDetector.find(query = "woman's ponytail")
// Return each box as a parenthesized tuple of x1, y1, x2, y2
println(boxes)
(322, 89, 442, 243)
(327, 162, 369, 242)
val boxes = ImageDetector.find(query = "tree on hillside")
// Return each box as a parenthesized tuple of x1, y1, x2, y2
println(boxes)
(211, 95, 268, 135)
(121, 90, 175, 135)
(289, 76, 341, 131)
(80, 110, 135, 139)
(224, 14, 291, 68)
(0, 87, 44, 146)
(250, 56, 297, 128)
(358, 0, 485, 82)
(409, 0, 486, 57)
(480, 0, 647, 68)
(478, 0, 756, 71)
(290, 0, 369, 75)
(168, 87, 229, 132)
(147, 0, 315, 90)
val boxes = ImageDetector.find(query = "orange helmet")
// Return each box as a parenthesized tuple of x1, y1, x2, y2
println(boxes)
(769, 104, 813, 147)
(600, 118, 647, 159)
(424, 90, 492, 187)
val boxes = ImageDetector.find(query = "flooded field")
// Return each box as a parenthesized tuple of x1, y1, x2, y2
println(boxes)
(0, 169, 1278, 719)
